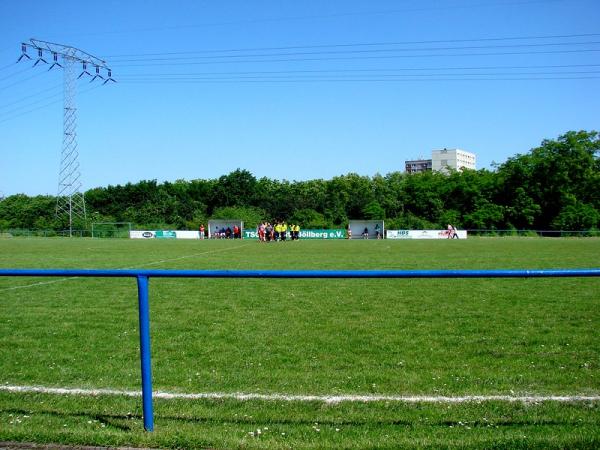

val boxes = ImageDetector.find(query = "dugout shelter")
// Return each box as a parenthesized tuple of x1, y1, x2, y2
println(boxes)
(208, 220, 244, 239)
(348, 220, 385, 239)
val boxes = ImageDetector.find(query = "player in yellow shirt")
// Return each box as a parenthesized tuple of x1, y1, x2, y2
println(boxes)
(274, 222, 281, 241)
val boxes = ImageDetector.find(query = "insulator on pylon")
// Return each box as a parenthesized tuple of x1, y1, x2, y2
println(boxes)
(78, 62, 92, 79)
(90, 65, 104, 82)
(48, 52, 63, 70)
(103, 68, 116, 84)
(17, 43, 32, 62)
(33, 47, 48, 67)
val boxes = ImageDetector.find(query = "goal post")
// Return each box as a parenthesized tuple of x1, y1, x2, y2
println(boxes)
(91, 222, 133, 239)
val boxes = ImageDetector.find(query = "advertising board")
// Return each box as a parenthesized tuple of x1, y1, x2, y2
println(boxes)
(130, 230, 200, 239)
(242, 229, 346, 239)
(386, 229, 468, 239)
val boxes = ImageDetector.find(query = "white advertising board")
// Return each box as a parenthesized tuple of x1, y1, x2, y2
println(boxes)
(386, 229, 467, 239)
(130, 230, 201, 239)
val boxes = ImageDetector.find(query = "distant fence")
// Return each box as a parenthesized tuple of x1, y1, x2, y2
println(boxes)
(0, 229, 88, 238)
(1, 268, 599, 431)
(1, 228, 599, 238)
(466, 229, 600, 237)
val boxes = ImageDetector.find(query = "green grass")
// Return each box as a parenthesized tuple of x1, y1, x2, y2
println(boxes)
(0, 237, 599, 448)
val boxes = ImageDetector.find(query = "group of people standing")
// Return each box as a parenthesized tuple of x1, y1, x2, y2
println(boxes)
(198, 224, 242, 239)
(257, 221, 301, 242)
(214, 225, 241, 239)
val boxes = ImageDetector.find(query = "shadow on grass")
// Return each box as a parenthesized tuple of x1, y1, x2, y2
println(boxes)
(3, 408, 135, 432)
(3, 407, 596, 430)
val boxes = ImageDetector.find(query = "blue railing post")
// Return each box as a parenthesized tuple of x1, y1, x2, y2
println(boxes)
(136, 275, 154, 431)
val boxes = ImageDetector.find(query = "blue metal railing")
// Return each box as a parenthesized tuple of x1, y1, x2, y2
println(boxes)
(1, 268, 599, 431)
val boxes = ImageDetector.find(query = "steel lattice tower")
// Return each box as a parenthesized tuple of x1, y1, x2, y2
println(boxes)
(56, 53, 85, 230)
(18, 39, 114, 236)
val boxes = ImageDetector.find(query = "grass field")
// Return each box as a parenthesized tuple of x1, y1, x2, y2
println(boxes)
(0, 237, 599, 449)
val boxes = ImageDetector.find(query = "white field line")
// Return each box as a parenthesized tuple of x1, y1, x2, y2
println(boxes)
(125, 243, 252, 269)
(0, 277, 80, 291)
(1, 385, 599, 404)
(0, 243, 251, 292)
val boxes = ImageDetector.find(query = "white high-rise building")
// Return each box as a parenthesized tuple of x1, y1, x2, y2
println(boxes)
(431, 148, 476, 172)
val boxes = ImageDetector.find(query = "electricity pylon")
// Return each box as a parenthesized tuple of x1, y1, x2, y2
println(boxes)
(18, 39, 115, 236)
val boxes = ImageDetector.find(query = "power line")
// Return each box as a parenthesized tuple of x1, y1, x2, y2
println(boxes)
(117, 75, 600, 84)
(111, 48, 600, 68)
(120, 70, 600, 80)
(62, 0, 574, 38)
(0, 84, 101, 126)
(0, 62, 19, 72)
(107, 40, 600, 63)
(0, 83, 62, 110)
(0, 66, 35, 83)
(105, 33, 600, 59)
(106, 40, 600, 64)
(0, 70, 49, 91)
(116, 77, 600, 85)
(113, 63, 600, 78)
(0, 89, 65, 118)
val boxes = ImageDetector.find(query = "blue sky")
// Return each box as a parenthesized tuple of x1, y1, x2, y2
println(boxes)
(1, 0, 599, 196)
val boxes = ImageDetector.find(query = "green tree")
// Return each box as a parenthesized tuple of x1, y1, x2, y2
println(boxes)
(386, 212, 438, 230)
(290, 208, 328, 228)
(211, 205, 266, 229)
(209, 169, 258, 209)
(401, 171, 445, 225)
(497, 130, 599, 229)
(463, 200, 505, 229)
(552, 195, 599, 231)
(0, 194, 56, 229)
(3, 130, 597, 234)
(505, 187, 541, 228)
(362, 201, 385, 220)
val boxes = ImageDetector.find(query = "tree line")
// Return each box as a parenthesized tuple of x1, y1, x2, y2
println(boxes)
(1, 130, 598, 232)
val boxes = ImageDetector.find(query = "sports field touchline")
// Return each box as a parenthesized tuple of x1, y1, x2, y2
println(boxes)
(132, 242, 251, 268)
(0, 276, 79, 292)
(0, 243, 251, 292)
(2, 385, 599, 404)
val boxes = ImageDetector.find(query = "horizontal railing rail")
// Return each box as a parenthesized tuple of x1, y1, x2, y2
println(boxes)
(1, 268, 599, 431)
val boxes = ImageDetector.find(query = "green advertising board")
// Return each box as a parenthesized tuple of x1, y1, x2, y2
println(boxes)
(155, 230, 177, 239)
(243, 229, 346, 239)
